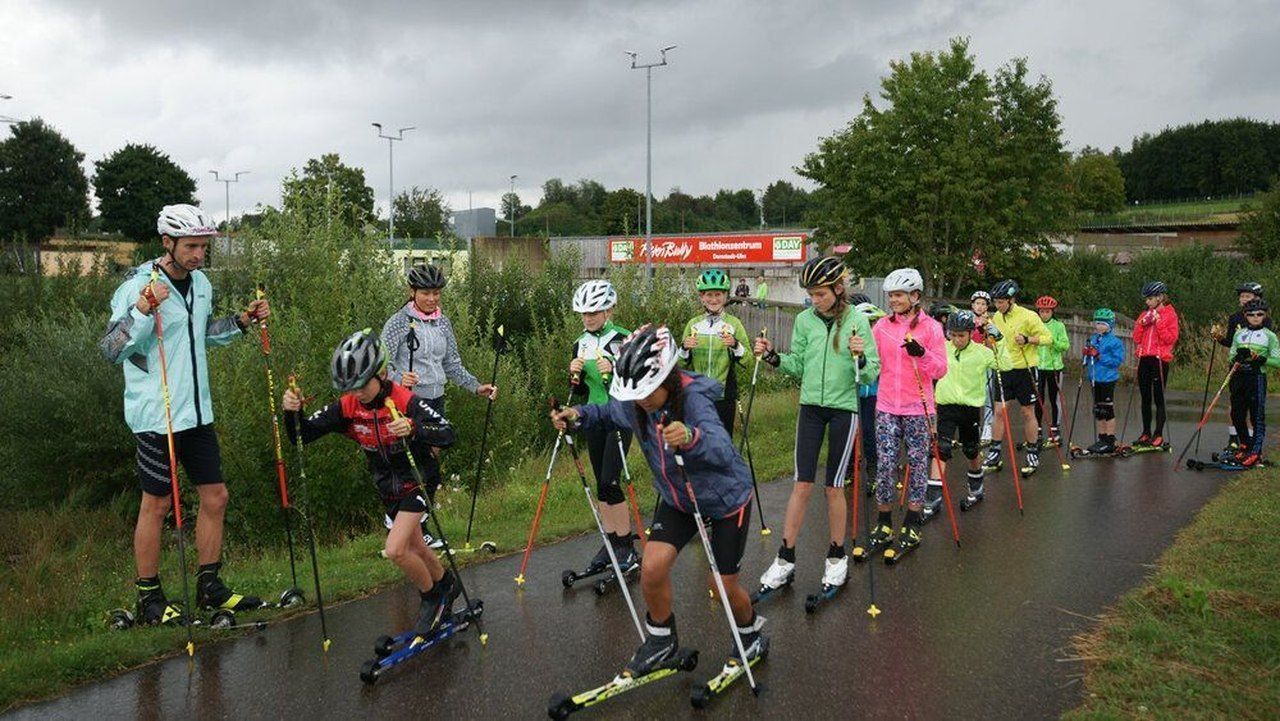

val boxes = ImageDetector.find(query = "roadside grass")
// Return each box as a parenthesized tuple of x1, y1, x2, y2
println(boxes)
(0, 390, 800, 712)
(1064, 466, 1280, 720)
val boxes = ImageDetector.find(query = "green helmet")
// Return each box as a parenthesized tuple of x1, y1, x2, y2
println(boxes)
(696, 269, 731, 292)
(1093, 308, 1116, 324)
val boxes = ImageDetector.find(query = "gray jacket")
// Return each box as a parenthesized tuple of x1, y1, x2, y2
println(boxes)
(380, 303, 480, 400)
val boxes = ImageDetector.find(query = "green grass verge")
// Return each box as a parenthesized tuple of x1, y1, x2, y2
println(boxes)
(1065, 466, 1280, 720)
(0, 390, 801, 712)
(1080, 194, 1257, 227)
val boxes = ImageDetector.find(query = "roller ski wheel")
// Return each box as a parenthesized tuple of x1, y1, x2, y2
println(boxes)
(804, 585, 840, 614)
(360, 601, 483, 686)
(546, 648, 698, 719)
(359, 659, 380, 685)
(278, 587, 306, 608)
(884, 527, 921, 566)
(208, 609, 237, 629)
(374, 634, 398, 658)
(592, 564, 640, 596)
(562, 563, 610, 589)
(106, 608, 135, 630)
(446, 541, 497, 555)
(690, 637, 768, 708)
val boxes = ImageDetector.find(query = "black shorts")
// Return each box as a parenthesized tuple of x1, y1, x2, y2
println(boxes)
(135, 424, 224, 497)
(423, 395, 446, 418)
(1093, 381, 1116, 406)
(794, 404, 856, 487)
(584, 424, 632, 504)
(936, 405, 981, 460)
(649, 498, 752, 575)
(384, 492, 428, 521)
(998, 368, 1037, 407)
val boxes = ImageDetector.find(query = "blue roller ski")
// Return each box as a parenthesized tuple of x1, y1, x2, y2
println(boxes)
(361, 600, 484, 685)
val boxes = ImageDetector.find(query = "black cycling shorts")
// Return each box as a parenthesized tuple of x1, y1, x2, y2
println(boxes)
(794, 404, 856, 487)
(997, 368, 1037, 407)
(648, 498, 752, 575)
(937, 404, 981, 460)
(135, 424, 223, 497)
(384, 492, 428, 521)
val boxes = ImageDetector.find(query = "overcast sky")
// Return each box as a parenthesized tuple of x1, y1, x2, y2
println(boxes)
(3, 0, 1277, 220)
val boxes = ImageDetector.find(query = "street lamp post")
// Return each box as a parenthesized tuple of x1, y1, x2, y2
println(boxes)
(209, 169, 248, 240)
(372, 123, 415, 246)
(508, 174, 518, 236)
(627, 45, 676, 286)
(756, 188, 766, 229)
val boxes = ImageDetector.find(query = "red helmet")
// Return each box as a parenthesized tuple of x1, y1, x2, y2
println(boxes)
(1035, 295, 1058, 310)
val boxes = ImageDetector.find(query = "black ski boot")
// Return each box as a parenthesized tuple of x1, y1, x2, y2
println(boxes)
(921, 480, 944, 522)
(982, 443, 1003, 472)
(884, 513, 923, 565)
(959, 470, 984, 511)
(1021, 442, 1041, 477)
(196, 563, 264, 611)
(136, 577, 186, 626)
(730, 614, 767, 663)
(585, 541, 613, 575)
(625, 615, 679, 678)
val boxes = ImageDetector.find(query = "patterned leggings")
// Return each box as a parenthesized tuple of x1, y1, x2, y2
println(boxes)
(875, 411, 932, 507)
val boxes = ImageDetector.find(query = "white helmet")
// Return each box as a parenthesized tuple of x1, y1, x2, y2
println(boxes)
(157, 204, 218, 238)
(883, 267, 924, 294)
(572, 280, 617, 313)
(610, 324, 679, 401)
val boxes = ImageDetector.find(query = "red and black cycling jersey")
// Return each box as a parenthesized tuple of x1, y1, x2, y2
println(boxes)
(285, 380, 455, 501)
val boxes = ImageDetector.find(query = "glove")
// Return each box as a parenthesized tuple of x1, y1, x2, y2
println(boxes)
(1140, 311, 1157, 326)
(903, 337, 925, 358)
(1235, 347, 1253, 363)
(1083, 345, 1099, 359)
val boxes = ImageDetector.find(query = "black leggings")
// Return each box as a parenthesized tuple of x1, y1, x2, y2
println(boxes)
(1034, 369, 1062, 429)
(1229, 371, 1267, 454)
(584, 424, 632, 505)
(1137, 357, 1170, 437)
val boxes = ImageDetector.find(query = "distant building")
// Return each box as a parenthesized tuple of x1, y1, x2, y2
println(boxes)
(450, 208, 497, 241)
(39, 235, 138, 276)
(389, 237, 469, 278)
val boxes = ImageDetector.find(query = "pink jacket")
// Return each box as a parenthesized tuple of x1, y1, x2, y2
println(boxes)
(1133, 303, 1179, 361)
(872, 310, 948, 416)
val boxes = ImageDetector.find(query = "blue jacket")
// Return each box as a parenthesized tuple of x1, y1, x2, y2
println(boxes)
(100, 261, 245, 434)
(1086, 331, 1125, 384)
(574, 372, 752, 519)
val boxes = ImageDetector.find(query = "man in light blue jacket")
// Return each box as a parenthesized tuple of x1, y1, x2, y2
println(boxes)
(100, 204, 269, 624)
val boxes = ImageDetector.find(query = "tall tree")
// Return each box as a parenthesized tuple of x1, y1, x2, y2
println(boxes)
(393, 186, 452, 239)
(800, 38, 1070, 295)
(1240, 180, 1280, 263)
(1067, 151, 1126, 214)
(0, 119, 90, 244)
(281, 153, 375, 226)
(761, 180, 810, 226)
(1117, 118, 1280, 201)
(93, 143, 196, 242)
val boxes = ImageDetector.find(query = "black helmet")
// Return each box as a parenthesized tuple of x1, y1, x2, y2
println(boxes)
(928, 301, 954, 323)
(1243, 298, 1270, 314)
(799, 256, 847, 289)
(407, 264, 447, 290)
(990, 279, 1019, 299)
(1141, 280, 1168, 297)
(849, 292, 872, 306)
(1236, 282, 1263, 297)
(331, 328, 387, 392)
(947, 310, 976, 333)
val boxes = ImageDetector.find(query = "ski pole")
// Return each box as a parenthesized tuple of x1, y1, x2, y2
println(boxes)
(992, 366, 1025, 515)
(1065, 356, 1088, 453)
(286, 375, 331, 652)
(660, 413, 760, 694)
(251, 283, 303, 600)
(516, 392, 572, 587)
(596, 351, 648, 547)
(907, 356, 960, 548)
(555, 400, 646, 642)
(1196, 340, 1217, 456)
(1174, 362, 1241, 470)
(385, 399, 488, 645)
(1019, 342, 1069, 471)
(146, 267, 195, 656)
(739, 329, 770, 535)
(464, 324, 506, 549)
(1145, 310, 1173, 447)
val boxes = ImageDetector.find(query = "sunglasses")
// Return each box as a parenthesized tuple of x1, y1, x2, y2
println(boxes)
(1246, 311, 1267, 317)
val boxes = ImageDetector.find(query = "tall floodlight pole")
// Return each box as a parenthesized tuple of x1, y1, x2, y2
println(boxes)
(508, 174, 518, 236)
(208, 170, 248, 242)
(627, 45, 676, 286)
(756, 188, 766, 229)
(372, 123, 415, 246)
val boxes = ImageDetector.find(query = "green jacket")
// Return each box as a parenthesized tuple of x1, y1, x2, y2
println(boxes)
(679, 312, 750, 400)
(936, 340, 998, 407)
(1037, 317, 1070, 371)
(1229, 326, 1280, 373)
(775, 305, 880, 411)
(572, 321, 630, 405)
(755, 282, 769, 300)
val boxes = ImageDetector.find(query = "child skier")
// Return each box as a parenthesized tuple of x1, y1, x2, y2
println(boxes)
(930, 311, 998, 515)
(986, 280, 1052, 476)
(1213, 282, 1270, 453)
(679, 269, 751, 435)
(549, 325, 766, 676)
(970, 290, 999, 445)
(568, 279, 640, 580)
(1132, 281, 1179, 449)
(856, 267, 946, 561)
(1224, 298, 1280, 468)
(1035, 296, 1070, 446)
(754, 256, 880, 596)
(1080, 309, 1126, 455)
(282, 329, 462, 636)
(853, 299, 887, 491)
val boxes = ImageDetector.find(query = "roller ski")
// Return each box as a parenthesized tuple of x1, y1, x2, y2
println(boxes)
(1129, 435, 1171, 454)
(1019, 446, 1041, 478)
(1189, 453, 1266, 472)
(1069, 438, 1134, 459)
(547, 620, 698, 719)
(562, 541, 623, 589)
(883, 524, 921, 566)
(108, 581, 260, 632)
(690, 620, 768, 708)
(920, 482, 944, 523)
(361, 599, 484, 685)
(803, 555, 847, 613)
(589, 546, 642, 596)
(196, 562, 297, 611)
(851, 522, 893, 563)
(751, 555, 795, 604)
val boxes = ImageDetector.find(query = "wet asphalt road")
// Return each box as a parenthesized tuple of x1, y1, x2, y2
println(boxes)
(9, 390, 1230, 720)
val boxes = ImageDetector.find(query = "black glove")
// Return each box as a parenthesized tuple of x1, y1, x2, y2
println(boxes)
(1235, 347, 1252, 363)
(764, 350, 781, 367)
(903, 338, 925, 358)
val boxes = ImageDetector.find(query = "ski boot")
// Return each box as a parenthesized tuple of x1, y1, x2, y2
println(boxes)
(196, 563, 265, 611)
(959, 472, 984, 512)
(1131, 433, 1152, 449)
(920, 480, 944, 522)
(884, 522, 922, 565)
(752, 553, 795, 603)
(594, 538, 642, 595)
(1046, 427, 1062, 447)
(625, 616, 680, 677)
(852, 521, 894, 562)
(135, 579, 187, 626)
(982, 445, 1003, 473)
(805, 551, 848, 612)
(1223, 452, 1261, 470)
(1020, 443, 1041, 477)
(413, 571, 460, 638)
(731, 614, 767, 664)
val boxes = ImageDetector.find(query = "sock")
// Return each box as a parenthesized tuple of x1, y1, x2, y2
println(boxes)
(646, 612, 674, 630)
(777, 544, 796, 563)
(136, 576, 161, 594)
(737, 612, 760, 635)
(197, 561, 220, 579)
(903, 509, 922, 529)
(827, 541, 845, 559)
(966, 470, 983, 490)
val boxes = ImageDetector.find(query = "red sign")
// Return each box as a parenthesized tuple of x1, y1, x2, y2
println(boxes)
(609, 233, 809, 265)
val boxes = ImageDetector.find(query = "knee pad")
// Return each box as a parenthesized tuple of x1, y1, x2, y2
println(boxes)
(937, 436, 955, 461)
(597, 481, 625, 505)
(961, 442, 980, 460)
(1093, 402, 1114, 421)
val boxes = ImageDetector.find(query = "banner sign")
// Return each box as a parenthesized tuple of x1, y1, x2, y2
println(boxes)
(608, 233, 809, 265)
